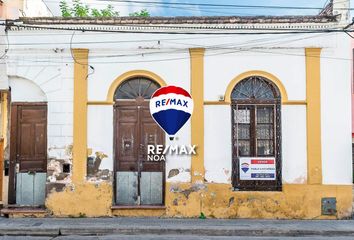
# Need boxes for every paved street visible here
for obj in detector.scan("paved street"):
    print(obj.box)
[1,236,354,240]
[0,217,353,239]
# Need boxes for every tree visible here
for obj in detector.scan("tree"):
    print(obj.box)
[59,0,149,18]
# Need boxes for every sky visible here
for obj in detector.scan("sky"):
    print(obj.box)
[43,0,352,17]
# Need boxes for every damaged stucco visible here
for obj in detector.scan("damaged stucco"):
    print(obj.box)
[87,151,113,183]
[165,183,352,219]
[46,182,113,217]
[46,144,73,193]
[47,182,352,219]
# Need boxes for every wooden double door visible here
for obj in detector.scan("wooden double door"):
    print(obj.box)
[114,98,165,206]
[9,103,47,206]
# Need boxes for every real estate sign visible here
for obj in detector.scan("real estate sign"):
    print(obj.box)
[239,157,276,180]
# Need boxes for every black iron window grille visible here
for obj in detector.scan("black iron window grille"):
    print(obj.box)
[231,76,282,191]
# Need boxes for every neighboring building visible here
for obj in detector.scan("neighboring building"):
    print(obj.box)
[0,0,352,219]
[0,0,52,19]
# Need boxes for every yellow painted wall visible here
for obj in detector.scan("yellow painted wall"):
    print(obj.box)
[1,92,8,203]
[45,182,352,219]
[72,49,89,184]
[165,183,352,219]
[46,183,113,217]
[190,48,205,184]
[305,48,323,185]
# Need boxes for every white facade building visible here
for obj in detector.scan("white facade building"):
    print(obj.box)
[0,0,352,218]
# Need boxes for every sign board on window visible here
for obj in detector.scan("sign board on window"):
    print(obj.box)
[239,157,276,180]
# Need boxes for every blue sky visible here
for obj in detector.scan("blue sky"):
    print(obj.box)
[44,0,351,17]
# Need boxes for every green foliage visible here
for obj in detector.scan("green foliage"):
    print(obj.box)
[129,9,150,17]
[100,5,120,17]
[199,212,206,219]
[72,0,90,17]
[59,1,149,18]
[59,1,72,17]
[90,8,102,17]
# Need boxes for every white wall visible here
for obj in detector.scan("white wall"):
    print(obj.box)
[282,105,307,184]
[87,105,113,171]
[204,49,306,102]
[22,0,52,17]
[9,77,47,102]
[321,34,353,185]
[7,53,73,161]
[87,51,191,102]
[204,105,232,183]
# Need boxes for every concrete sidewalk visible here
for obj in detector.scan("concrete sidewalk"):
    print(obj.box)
[0,217,353,237]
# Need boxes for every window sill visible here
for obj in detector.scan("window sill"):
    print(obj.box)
[111,205,166,210]
[232,186,282,192]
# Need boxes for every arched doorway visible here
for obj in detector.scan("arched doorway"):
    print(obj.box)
[8,77,48,206]
[113,77,165,206]
[231,76,282,191]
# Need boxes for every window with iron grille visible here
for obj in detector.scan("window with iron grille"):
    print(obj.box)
[231,76,282,191]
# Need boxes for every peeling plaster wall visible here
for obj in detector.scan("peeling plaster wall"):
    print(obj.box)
[46,182,113,217]
[7,52,74,195]
[165,183,352,219]
[87,105,113,172]
[87,50,192,183]
[87,106,113,182]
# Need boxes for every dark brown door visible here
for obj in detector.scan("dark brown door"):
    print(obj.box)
[114,98,165,205]
[9,103,47,204]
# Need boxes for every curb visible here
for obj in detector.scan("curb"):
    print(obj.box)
[1,227,354,237]
[0,228,59,236]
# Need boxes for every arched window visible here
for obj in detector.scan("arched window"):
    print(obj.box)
[114,77,160,100]
[231,76,282,191]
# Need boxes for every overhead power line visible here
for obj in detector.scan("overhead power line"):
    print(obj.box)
[3,32,349,65]
[0,31,335,46]
[6,47,353,66]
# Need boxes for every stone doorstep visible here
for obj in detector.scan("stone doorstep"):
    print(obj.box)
[111,206,167,217]
[1,208,49,218]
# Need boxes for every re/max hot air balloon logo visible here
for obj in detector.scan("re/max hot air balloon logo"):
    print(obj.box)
[241,163,250,173]
[147,85,197,161]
